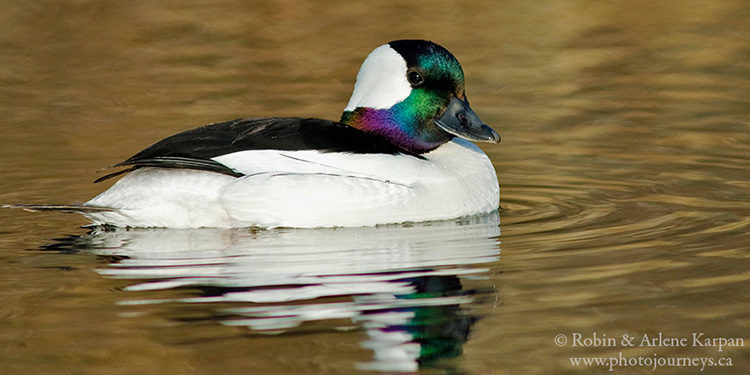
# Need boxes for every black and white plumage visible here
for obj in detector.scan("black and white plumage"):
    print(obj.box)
[19,40,501,228]
[95,117,416,183]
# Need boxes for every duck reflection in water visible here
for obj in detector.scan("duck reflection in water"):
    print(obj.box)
[44,212,501,372]
[355,275,486,372]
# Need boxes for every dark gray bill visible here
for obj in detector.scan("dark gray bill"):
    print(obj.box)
[434,96,500,143]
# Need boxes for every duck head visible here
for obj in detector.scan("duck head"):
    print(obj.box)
[340,39,500,154]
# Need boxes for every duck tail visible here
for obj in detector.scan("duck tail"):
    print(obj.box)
[3,204,115,214]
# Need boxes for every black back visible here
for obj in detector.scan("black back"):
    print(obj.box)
[96,117,412,182]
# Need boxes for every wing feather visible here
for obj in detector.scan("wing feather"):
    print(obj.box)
[95,117,409,183]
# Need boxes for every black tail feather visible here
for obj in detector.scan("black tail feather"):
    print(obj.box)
[3,204,114,213]
[93,156,243,183]
[94,167,138,183]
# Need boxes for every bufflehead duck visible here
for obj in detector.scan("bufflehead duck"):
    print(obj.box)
[18,40,501,228]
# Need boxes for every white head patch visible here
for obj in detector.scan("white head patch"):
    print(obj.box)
[343,44,412,112]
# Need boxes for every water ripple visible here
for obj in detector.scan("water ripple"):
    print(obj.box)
[44,213,501,373]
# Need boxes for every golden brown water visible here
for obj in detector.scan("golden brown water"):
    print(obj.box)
[1,1,748,374]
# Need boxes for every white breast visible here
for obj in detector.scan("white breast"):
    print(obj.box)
[84,139,499,228]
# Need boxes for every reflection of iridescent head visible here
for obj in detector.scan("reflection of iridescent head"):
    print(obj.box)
[356,275,482,372]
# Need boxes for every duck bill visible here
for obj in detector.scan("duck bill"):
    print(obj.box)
[434,96,500,143]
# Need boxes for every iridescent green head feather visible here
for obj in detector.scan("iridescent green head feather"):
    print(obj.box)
[341,40,498,154]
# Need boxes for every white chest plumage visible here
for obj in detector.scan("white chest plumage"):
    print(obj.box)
[84,139,499,228]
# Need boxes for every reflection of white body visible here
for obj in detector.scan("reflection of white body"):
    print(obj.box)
[85,139,498,228]
[89,213,500,372]
[94,212,500,293]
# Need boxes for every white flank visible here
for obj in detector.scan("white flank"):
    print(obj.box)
[343,44,412,112]
[83,139,499,228]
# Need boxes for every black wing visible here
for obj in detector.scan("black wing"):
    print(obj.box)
[96,117,408,183]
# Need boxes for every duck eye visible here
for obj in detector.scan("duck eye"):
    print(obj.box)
[407,70,424,87]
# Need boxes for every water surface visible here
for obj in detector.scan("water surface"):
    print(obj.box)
[1,0,748,374]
